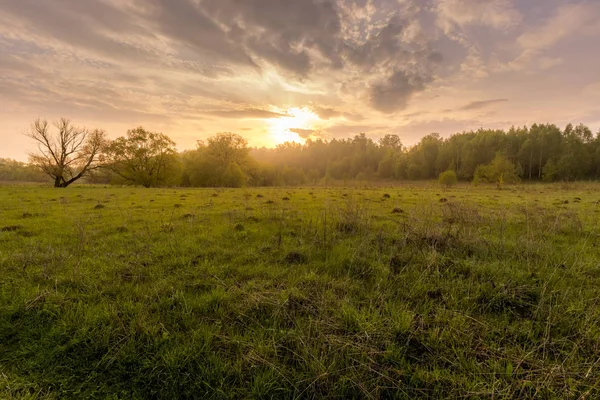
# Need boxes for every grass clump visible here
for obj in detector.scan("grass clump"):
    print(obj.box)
[1,225,22,232]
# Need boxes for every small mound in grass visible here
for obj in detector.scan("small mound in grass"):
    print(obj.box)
[18,231,35,238]
[383,193,391,198]
[284,251,308,265]
[390,253,412,275]
[427,288,444,301]
[392,208,404,214]
[1,225,22,232]
[439,198,448,203]
[94,204,105,210]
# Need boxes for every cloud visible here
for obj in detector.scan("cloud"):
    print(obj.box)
[289,128,317,139]
[369,70,430,113]
[311,106,363,121]
[0,0,446,124]
[403,111,430,119]
[324,124,387,138]
[143,0,258,69]
[312,107,342,120]
[436,0,522,31]
[206,109,289,119]
[505,2,600,71]
[200,0,343,75]
[459,99,508,111]
[0,0,157,65]
[584,82,600,96]
[517,3,599,50]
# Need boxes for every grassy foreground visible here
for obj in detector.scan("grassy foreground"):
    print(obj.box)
[1,183,599,399]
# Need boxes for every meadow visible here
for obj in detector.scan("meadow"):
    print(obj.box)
[1,183,599,399]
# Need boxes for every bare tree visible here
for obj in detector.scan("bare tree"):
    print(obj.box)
[25,118,106,188]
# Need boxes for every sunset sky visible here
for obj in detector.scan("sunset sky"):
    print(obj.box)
[1,0,599,160]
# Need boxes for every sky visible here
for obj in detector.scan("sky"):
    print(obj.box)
[1,0,599,160]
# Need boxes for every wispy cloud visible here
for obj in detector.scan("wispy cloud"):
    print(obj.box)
[459,99,509,111]
[436,0,522,32]
[206,109,289,119]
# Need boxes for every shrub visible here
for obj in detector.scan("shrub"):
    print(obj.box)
[439,170,458,189]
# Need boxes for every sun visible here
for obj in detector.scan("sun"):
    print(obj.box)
[269,107,320,145]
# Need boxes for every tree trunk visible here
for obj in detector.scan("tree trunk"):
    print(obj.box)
[528,149,532,180]
[54,176,62,188]
[538,146,543,179]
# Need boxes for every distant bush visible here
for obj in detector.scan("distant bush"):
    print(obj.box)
[439,170,458,189]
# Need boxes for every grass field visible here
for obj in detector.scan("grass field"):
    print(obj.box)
[1,183,600,399]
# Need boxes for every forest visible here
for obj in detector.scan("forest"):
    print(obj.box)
[7,120,600,187]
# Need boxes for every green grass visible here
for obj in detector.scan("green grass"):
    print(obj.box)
[1,182,599,399]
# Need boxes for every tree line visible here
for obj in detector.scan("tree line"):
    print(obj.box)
[13,118,600,188]
[0,158,47,183]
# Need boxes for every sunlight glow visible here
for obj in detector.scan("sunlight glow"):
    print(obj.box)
[268,107,320,145]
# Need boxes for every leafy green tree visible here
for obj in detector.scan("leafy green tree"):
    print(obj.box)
[282,166,306,186]
[221,162,246,187]
[307,168,321,184]
[473,154,521,189]
[106,127,179,187]
[406,163,422,180]
[377,150,396,179]
[207,133,250,167]
[554,124,591,181]
[181,133,251,187]
[420,133,442,179]
[542,158,559,182]
[379,134,403,152]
